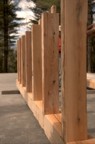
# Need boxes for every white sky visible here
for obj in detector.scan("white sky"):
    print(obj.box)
[15,0,35,37]
[18,0,35,10]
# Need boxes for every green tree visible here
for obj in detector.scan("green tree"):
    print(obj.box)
[32,0,60,12]
[87,0,95,72]
[87,0,93,72]
[29,0,60,24]
[8,48,17,72]
[0,0,22,72]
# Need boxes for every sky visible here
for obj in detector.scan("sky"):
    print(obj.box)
[13,0,36,37]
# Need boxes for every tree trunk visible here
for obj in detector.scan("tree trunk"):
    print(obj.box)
[3,0,9,72]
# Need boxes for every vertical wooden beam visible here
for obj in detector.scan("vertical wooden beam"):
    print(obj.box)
[17,40,19,82]
[38,20,41,25]
[19,38,21,84]
[61,0,88,142]
[20,36,23,85]
[23,35,26,87]
[50,5,56,13]
[25,31,32,92]
[32,25,42,100]
[42,12,59,114]
[21,35,26,87]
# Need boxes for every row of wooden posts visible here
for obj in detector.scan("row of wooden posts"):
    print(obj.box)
[17,1,95,144]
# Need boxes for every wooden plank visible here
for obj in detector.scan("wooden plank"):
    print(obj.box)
[25,31,32,92]
[21,35,26,87]
[32,25,42,100]
[16,80,95,144]
[54,113,62,124]
[67,139,95,144]
[21,36,23,85]
[19,38,21,84]
[16,80,44,128]
[34,101,44,128]
[44,115,63,144]
[16,81,64,144]
[17,40,19,81]
[50,5,56,13]
[87,73,95,89]
[87,79,95,89]
[41,12,59,114]
[38,20,41,25]
[61,0,88,142]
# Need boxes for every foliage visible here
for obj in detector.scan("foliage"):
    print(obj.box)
[32,0,60,12]
[30,0,60,24]
[8,49,17,72]
[0,0,22,72]
[87,0,95,72]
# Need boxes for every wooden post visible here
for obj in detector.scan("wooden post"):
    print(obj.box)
[32,25,42,100]
[42,12,59,114]
[19,38,21,84]
[61,0,88,142]
[21,35,26,87]
[38,20,41,25]
[20,36,23,85]
[25,31,32,92]
[17,40,19,82]
[50,5,56,13]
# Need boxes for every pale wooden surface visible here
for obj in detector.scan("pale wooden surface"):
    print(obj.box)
[17,40,19,81]
[16,80,64,144]
[61,0,88,142]
[21,36,23,86]
[21,36,26,87]
[32,25,42,100]
[50,5,56,13]
[87,73,95,89]
[67,138,95,144]
[87,73,95,80]
[25,31,32,92]
[41,12,59,114]
[19,38,21,84]
[17,78,95,144]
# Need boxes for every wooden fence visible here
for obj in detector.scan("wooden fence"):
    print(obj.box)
[16,1,95,144]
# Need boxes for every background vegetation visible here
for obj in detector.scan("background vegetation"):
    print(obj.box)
[0,0,95,73]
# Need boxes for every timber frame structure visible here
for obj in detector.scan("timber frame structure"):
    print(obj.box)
[16,1,95,144]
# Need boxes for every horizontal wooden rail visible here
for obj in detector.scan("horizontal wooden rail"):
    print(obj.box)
[67,139,95,144]
[87,73,95,89]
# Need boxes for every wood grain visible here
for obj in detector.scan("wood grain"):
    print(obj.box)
[32,25,42,100]
[61,0,88,142]
[25,31,32,92]
[42,12,59,114]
